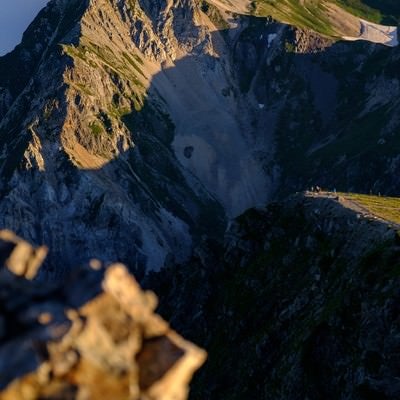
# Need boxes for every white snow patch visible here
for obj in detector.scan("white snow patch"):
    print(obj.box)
[267,33,278,47]
[343,19,399,47]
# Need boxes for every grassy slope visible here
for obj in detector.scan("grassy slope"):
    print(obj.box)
[335,0,399,23]
[252,0,400,38]
[340,193,400,225]
[253,0,338,37]
[333,0,381,22]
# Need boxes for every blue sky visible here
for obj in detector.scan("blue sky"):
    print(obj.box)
[0,0,49,56]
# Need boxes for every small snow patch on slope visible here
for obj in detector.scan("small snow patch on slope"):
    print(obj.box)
[343,20,398,47]
[267,33,278,47]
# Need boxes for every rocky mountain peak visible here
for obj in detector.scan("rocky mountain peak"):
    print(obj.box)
[0,0,400,276]
[1,1,400,399]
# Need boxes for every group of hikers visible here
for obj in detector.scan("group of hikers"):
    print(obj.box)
[310,186,322,193]
[309,186,338,195]
[309,187,382,197]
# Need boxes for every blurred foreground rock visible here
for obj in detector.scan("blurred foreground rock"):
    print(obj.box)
[0,231,206,400]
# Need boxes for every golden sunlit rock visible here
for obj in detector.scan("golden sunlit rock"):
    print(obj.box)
[0,232,206,400]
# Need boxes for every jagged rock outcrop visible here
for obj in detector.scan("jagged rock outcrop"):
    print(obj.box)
[1,1,400,399]
[0,231,206,400]
[0,0,272,274]
[0,0,400,275]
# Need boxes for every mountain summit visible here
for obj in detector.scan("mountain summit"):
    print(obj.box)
[0,0,399,273]
[1,1,400,399]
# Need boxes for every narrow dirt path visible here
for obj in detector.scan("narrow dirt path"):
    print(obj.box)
[305,191,400,230]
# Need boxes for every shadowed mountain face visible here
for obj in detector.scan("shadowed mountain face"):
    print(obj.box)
[147,193,400,400]
[0,0,400,274]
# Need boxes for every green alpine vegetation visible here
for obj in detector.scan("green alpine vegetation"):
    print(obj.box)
[339,193,400,225]
[334,0,400,23]
[251,0,400,39]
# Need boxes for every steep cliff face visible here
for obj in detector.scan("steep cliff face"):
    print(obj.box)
[0,0,400,274]
[0,0,286,274]
[0,0,226,274]
[269,39,400,196]
[1,1,400,398]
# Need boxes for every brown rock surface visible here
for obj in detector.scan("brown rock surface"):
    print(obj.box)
[0,233,206,400]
